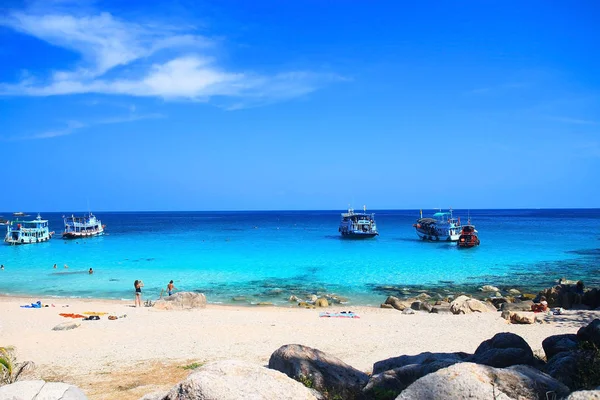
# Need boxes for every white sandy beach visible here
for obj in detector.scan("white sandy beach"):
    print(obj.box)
[1,295,598,399]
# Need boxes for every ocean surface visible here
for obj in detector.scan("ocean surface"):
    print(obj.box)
[0,209,599,306]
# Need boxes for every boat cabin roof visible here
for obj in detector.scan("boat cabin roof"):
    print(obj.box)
[433,212,451,217]
[341,212,373,218]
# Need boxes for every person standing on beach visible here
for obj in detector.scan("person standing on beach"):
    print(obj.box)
[134,280,144,307]
[166,280,178,296]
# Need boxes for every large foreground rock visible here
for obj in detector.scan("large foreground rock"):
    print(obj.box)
[156,360,317,400]
[268,344,368,399]
[153,292,206,310]
[372,352,471,375]
[543,351,580,390]
[471,332,535,367]
[0,380,87,400]
[449,295,492,314]
[567,390,600,399]
[542,334,579,359]
[577,318,600,347]
[366,352,470,399]
[396,362,569,400]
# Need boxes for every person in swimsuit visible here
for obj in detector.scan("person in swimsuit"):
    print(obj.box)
[89,268,94,274]
[134,280,144,307]
[166,280,178,296]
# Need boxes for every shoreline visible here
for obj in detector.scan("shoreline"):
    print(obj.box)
[2,293,599,399]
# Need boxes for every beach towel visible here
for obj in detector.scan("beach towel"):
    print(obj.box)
[319,311,360,318]
[59,313,85,319]
[83,312,108,316]
[20,301,42,309]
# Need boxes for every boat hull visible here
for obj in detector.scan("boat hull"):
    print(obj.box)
[457,235,480,248]
[340,231,379,239]
[4,233,53,245]
[62,230,104,239]
[416,229,460,241]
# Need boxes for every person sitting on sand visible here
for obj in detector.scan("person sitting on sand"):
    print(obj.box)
[89,268,93,274]
[531,296,549,312]
[167,280,178,296]
[134,280,144,307]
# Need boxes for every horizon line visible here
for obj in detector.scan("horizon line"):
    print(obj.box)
[1,207,599,214]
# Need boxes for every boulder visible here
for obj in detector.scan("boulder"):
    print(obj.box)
[577,319,600,347]
[396,362,569,400]
[268,344,368,399]
[450,295,492,314]
[583,288,600,309]
[501,300,534,312]
[508,289,521,295]
[430,305,452,314]
[410,301,433,313]
[471,332,535,367]
[159,360,317,400]
[402,308,415,315]
[567,390,600,399]
[52,321,81,331]
[380,303,394,309]
[372,352,471,375]
[363,360,458,399]
[543,350,580,389]
[153,292,207,310]
[314,298,329,307]
[490,297,510,309]
[289,295,300,302]
[384,296,412,311]
[538,284,584,309]
[0,380,87,400]
[510,312,537,324]
[542,334,579,360]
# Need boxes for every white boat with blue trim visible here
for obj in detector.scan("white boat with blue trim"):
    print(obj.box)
[339,206,379,239]
[62,213,105,239]
[4,214,54,245]
[413,209,462,241]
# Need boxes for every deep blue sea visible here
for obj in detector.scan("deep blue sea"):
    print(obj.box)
[0,209,599,306]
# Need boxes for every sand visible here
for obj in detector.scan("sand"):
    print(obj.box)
[0,295,598,399]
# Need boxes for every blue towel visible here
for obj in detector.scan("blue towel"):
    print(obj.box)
[20,301,42,309]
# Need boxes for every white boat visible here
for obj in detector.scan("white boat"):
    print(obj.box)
[338,206,379,239]
[4,214,54,245]
[413,209,462,241]
[62,213,105,239]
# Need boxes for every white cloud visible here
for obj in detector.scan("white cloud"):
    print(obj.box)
[3,113,164,141]
[0,9,341,106]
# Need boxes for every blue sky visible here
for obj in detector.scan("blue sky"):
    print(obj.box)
[1,0,599,211]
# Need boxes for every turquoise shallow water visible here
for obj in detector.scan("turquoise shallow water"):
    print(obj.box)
[0,209,599,306]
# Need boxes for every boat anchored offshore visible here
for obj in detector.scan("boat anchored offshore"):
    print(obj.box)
[457,224,480,248]
[413,209,462,241]
[339,206,379,238]
[4,214,54,245]
[62,213,105,239]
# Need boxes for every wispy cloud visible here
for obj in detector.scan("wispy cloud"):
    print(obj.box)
[0,7,341,107]
[466,82,529,95]
[2,113,165,141]
[547,116,598,125]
